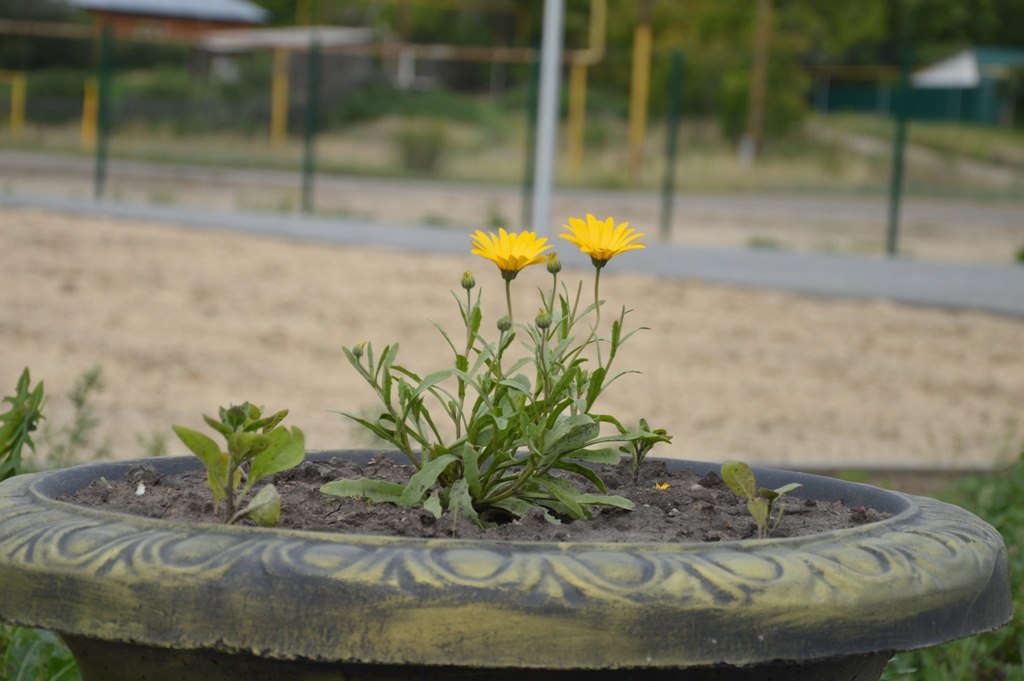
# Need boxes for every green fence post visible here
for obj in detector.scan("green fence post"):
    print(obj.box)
[660,50,683,241]
[301,38,321,214]
[886,50,911,257]
[94,25,112,200]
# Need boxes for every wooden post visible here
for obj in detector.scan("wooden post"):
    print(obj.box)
[740,0,772,166]
[81,77,98,151]
[270,47,289,147]
[9,72,25,136]
[627,0,653,183]
[566,61,587,178]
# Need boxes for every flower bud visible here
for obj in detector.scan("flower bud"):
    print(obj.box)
[352,341,366,359]
[535,309,552,330]
[497,316,512,333]
[461,271,476,290]
[546,253,561,275]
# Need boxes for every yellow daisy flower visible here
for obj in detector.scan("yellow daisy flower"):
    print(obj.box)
[470,228,552,281]
[560,214,645,267]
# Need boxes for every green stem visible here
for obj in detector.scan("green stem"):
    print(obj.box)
[547,271,558,316]
[224,460,238,523]
[480,459,536,505]
[593,265,603,366]
[505,278,514,323]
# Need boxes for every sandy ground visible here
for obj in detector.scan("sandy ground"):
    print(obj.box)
[2,205,1023,470]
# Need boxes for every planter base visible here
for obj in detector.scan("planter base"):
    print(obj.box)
[63,635,892,681]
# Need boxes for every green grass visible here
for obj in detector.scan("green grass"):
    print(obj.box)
[4,86,1023,199]
[881,452,1024,681]
[821,112,1024,168]
[0,626,79,681]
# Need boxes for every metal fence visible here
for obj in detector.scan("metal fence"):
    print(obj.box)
[1,26,1022,265]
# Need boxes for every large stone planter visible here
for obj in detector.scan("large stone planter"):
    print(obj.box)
[0,451,1011,680]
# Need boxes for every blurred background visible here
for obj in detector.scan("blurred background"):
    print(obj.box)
[3,4,1024,678]
[0,0,1022,262]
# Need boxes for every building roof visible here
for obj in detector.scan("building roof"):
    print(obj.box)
[66,0,268,24]
[913,47,1024,89]
[199,27,376,53]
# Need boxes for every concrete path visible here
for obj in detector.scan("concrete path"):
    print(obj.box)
[4,191,1023,317]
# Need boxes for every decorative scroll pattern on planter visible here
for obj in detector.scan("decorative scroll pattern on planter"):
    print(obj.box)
[0,462,1010,670]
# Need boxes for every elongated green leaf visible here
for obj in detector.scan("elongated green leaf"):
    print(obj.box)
[412,370,451,399]
[458,444,483,498]
[489,497,533,519]
[550,460,607,492]
[232,484,281,527]
[774,482,802,496]
[198,452,231,503]
[748,497,769,532]
[251,408,288,433]
[469,304,483,335]
[248,426,305,487]
[400,454,458,507]
[173,425,223,473]
[564,447,623,465]
[342,345,373,381]
[576,493,635,511]
[332,410,400,446]
[535,476,587,519]
[228,431,270,462]
[378,343,400,377]
[721,460,758,501]
[448,478,480,525]
[545,414,599,459]
[499,377,531,394]
[433,320,460,356]
[423,490,443,518]
[585,366,607,408]
[320,478,405,503]
[202,413,234,439]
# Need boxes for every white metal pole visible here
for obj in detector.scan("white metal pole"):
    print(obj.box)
[531,0,565,235]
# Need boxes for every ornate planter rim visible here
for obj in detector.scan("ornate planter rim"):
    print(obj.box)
[0,451,1011,670]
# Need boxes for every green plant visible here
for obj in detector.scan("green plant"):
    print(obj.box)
[173,403,304,526]
[325,215,670,525]
[0,624,79,681]
[721,460,802,538]
[0,369,45,481]
[882,448,1024,680]
[395,119,447,173]
[137,431,169,458]
[627,418,669,484]
[42,366,110,469]
[0,371,80,680]
[485,201,508,230]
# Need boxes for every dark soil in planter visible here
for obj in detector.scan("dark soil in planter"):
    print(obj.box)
[62,455,889,543]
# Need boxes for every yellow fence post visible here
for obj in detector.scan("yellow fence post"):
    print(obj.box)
[270,47,289,147]
[81,77,98,152]
[10,72,25,136]
[0,70,27,137]
[627,20,652,183]
[566,61,587,178]
[565,0,606,179]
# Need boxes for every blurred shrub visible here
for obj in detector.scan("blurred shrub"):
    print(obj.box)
[24,69,90,124]
[395,119,447,173]
[329,83,491,127]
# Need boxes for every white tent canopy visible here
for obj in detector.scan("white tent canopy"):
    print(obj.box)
[912,50,980,89]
